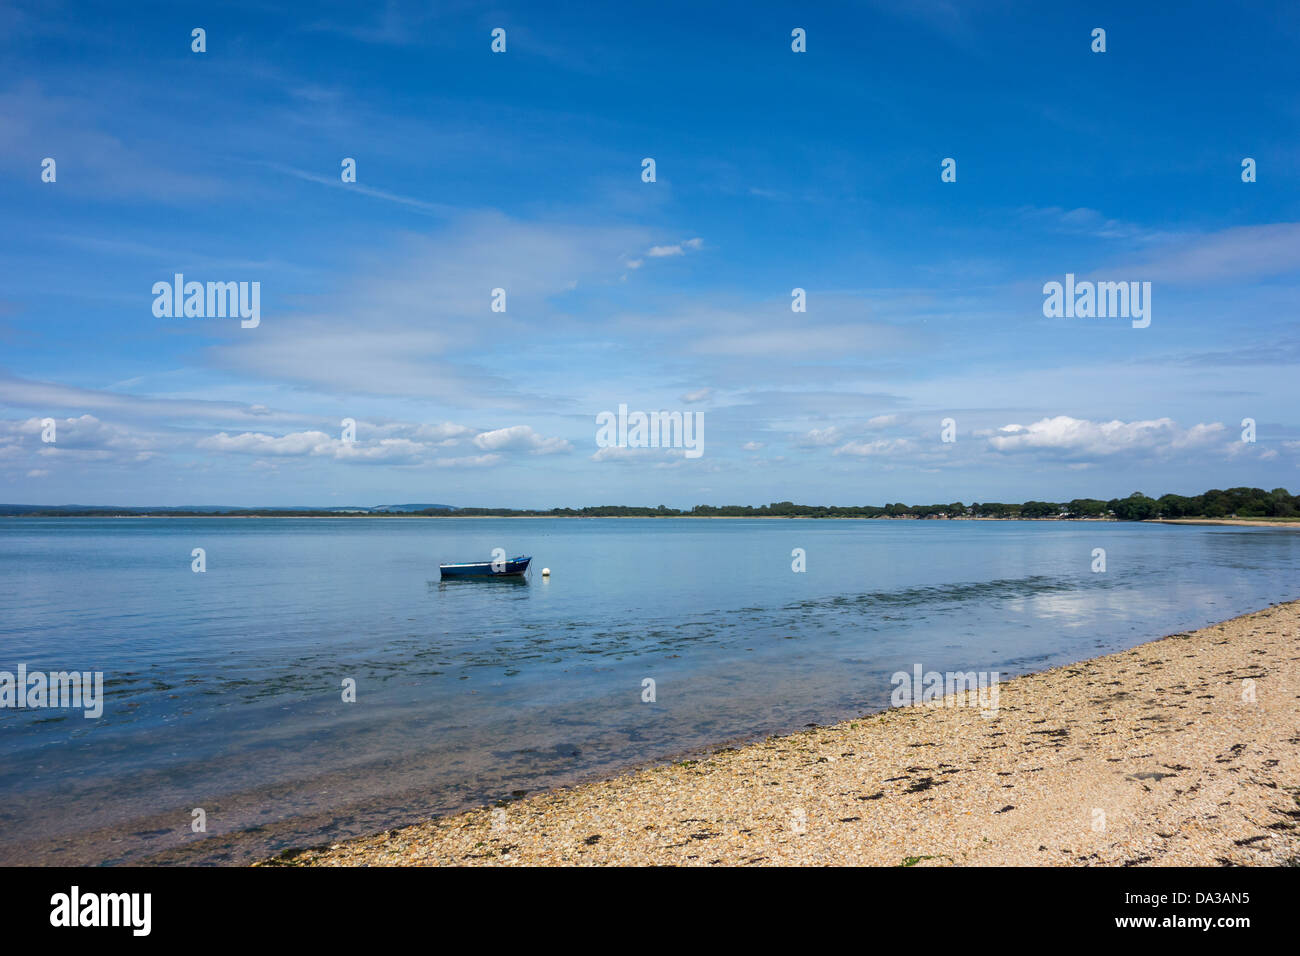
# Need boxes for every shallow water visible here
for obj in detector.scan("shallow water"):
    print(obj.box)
[1,517,1297,864]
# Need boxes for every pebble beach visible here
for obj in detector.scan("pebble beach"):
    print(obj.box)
[267,600,1300,867]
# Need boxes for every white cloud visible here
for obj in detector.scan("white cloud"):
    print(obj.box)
[199,430,336,457]
[1125,223,1300,283]
[209,212,647,407]
[988,416,1226,458]
[372,421,474,443]
[590,445,687,463]
[335,438,427,462]
[834,438,916,457]
[201,429,426,463]
[260,161,453,215]
[0,373,313,429]
[646,237,703,258]
[433,454,502,468]
[472,425,572,455]
[2,414,156,453]
[799,426,843,447]
[626,237,703,269]
[0,87,226,201]
[196,422,570,465]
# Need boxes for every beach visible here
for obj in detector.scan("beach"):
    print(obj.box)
[272,599,1300,867]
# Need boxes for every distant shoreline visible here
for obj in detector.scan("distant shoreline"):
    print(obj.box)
[7,487,1298,522]
[6,513,1300,525]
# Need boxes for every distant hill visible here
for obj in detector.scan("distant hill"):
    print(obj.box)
[368,504,456,512]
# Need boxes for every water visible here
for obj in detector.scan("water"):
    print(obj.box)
[1,517,1297,865]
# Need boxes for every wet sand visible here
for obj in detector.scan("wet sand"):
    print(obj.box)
[268,600,1300,867]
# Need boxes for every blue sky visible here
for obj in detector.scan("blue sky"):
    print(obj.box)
[2,0,1298,507]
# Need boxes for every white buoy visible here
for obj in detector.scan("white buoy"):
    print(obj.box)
[542,567,551,576]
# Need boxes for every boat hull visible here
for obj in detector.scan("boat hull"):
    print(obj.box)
[439,556,532,578]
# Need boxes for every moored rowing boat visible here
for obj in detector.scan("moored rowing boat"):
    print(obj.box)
[438,555,532,578]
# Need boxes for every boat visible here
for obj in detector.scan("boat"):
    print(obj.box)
[438,555,532,578]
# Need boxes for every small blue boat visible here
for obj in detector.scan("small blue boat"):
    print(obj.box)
[439,555,532,578]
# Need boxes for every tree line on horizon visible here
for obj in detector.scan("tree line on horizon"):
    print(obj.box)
[452,486,1298,520]
[7,487,1298,520]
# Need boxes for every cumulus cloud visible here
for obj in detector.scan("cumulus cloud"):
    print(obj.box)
[0,410,575,481]
[472,425,572,455]
[196,422,570,466]
[0,415,159,467]
[411,422,475,442]
[365,421,474,445]
[834,438,916,457]
[433,454,502,468]
[10,414,154,450]
[590,445,688,463]
[646,237,703,258]
[798,426,843,447]
[335,438,427,462]
[988,416,1226,459]
[198,430,336,456]
[198,430,427,464]
[626,237,703,269]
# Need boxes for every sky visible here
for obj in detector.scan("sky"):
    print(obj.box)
[1,0,1298,508]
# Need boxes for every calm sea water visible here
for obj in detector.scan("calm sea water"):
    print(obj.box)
[1,517,1297,865]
